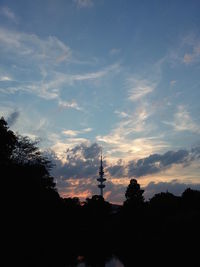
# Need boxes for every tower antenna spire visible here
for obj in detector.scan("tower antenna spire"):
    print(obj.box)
[97,147,106,198]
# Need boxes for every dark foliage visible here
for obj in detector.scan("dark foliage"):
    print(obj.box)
[0,116,17,162]
[84,195,111,217]
[123,178,144,210]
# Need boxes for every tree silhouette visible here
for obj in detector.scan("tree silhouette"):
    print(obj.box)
[1,116,60,230]
[182,188,200,210]
[123,179,144,208]
[64,197,81,208]
[0,117,64,265]
[84,195,111,217]
[1,117,56,193]
[0,117,17,163]
[149,191,180,215]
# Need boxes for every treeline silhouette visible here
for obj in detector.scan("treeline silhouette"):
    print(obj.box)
[1,117,200,266]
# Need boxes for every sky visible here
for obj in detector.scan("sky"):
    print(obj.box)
[1,0,200,203]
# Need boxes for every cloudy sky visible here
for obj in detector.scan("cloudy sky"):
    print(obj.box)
[1,0,200,203]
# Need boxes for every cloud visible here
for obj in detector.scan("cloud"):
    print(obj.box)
[191,146,200,160]
[46,142,114,201]
[50,142,102,179]
[0,27,72,63]
[108,146,200,179]
[62,127,92,137]
[97,134,168,162]
[0,6,18,23]
[56,174,128,204]
[170,80,176,86]
[107,160,126,178]
[49,136,200,186]
[58,177,200,203]
[97,102,166,160]
[183,40,200,64]
[58,100,81,110]
[70,63,120,81]
[109,48,121,56]
[58,178,97,199]
[102,181,127,204]
[127,149,190,177]
[7,110,20,126]
[114,110,129,118]
[1,63,119,101]
[74,0,93,8]
[164,105,200,133]
[127,78,155,102]
[183,53,193,64]
[144,180,200,200]
[95,68,163,161]
[83,128,92,133]
[0,75,12,81]
[50,137,90,161]
[0,27,120,110]
[170,34,200,65]
[45,142,200,203]
[62,130,80,137]
[0,27,73,102]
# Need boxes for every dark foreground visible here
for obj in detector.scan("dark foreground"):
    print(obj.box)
[1,117,200,266]
[3,192,200,267]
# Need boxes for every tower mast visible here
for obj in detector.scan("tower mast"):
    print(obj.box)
[97,150,106,197]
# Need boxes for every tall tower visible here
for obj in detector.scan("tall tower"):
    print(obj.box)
[97,151,106,197]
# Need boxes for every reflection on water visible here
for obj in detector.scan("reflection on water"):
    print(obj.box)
[77,256,124,267]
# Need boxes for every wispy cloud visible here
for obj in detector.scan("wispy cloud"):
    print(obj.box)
[0,6,18,23]
[0,27,72,64]
[83,128,92,132]
[169,34,200,65]
[182,37,200,64]
[58,100,81,110]
[0,75,12,81]
[164,105,200,133]
[170,80,176,86]
[109,48,121,56]
[183,53,194,64]
[0,62,119,102]
[114,110,129,118]
[71,63,120,81]
[95,62,164,161]
[22,63,119,100]
[97,126,168,161]
[102,135,168,161]
[96,101,164,160]
[0,27,120,109]
[127,78,156,102]
[74,0,93,8]
[62,130,80,137]
[62,127,92,137]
